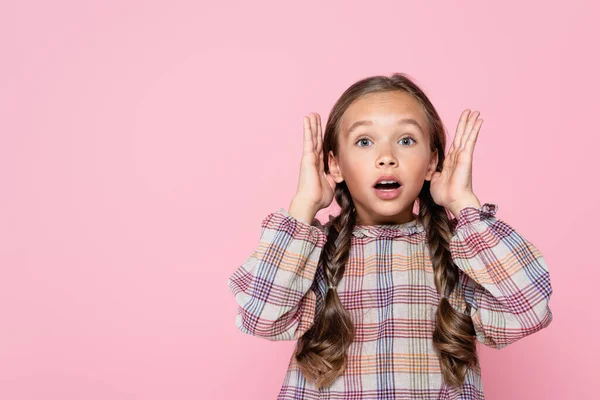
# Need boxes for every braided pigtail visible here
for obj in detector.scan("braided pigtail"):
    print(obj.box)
[294,182,356,389]
[418,181,478,387]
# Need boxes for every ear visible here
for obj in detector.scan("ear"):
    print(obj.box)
[424,149,438,181]
[328,151,345,183]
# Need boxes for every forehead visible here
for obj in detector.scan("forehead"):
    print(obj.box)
[340,91,427,135]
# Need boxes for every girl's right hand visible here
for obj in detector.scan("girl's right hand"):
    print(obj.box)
[294,112,336,213]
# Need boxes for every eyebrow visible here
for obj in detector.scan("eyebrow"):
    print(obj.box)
[346,118,424,136]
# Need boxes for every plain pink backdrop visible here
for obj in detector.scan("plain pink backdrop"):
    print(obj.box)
[1,1,597,399]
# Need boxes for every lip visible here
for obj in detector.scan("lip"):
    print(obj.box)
[373,175,401,186]
[373,185,403,200]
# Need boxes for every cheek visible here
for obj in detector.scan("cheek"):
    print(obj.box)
[404,153,432,175]
[341,157,368,182]
[337,163,368,196]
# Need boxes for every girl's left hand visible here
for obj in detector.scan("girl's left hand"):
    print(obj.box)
[429,109,483,216]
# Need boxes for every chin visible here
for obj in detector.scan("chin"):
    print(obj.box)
[373,203,405,216]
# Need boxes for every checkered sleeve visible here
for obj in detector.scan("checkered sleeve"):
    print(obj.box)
[449,203,553,349]
[227,208,329,341]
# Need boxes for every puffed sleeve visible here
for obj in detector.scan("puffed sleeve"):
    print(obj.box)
[227,208,330,341]
[449,203,553,349]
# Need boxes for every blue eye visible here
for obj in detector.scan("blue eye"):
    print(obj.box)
[399,137,417,146]
[355,137,417,147]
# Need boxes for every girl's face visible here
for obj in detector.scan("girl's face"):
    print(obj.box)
[328,91,439,225]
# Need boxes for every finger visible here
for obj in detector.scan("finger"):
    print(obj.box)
[464,119,483,153]
[450,111,468,168]
[315,113,323,154]
[316,115,325,172]
[446,141,455,165]
[318,148,325,173]
[303,116,314,156]
[460,111,480,150]
[309,113,318,150]
[325,172,336,190]
[318,137,325,173]
[453,109,470,152]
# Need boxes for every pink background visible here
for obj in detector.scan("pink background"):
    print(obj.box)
[1,1,597,399]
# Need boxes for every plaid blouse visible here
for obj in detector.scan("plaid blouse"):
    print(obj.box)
[227,203,553,399]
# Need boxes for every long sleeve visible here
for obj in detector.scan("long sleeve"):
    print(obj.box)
[449,203,553,349]
[227,208,329,341]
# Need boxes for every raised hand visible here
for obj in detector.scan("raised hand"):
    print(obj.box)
[293,112,336,213]
[429,109,483,216]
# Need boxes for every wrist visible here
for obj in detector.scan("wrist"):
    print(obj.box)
[288,196,319,225]
[447,196,481,219]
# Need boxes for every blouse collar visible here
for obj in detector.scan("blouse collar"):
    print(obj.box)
[352,216,425,238]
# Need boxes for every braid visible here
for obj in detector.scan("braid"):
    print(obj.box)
[418,181,478,387]
[294,182,356,389]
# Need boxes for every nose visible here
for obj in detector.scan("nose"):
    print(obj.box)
[378,157,396,166]
[376,151,397,166]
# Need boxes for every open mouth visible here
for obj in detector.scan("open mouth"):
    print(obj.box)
[374,182,401,190]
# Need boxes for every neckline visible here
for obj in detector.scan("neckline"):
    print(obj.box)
[352,216,425,238]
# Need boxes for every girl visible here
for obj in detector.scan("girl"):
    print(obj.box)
[227,73,553,399]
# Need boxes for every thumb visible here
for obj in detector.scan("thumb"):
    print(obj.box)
[430,171,442,183]
[324,173,337,190]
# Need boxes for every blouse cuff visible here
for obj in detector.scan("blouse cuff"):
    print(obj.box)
[454,203,498,230]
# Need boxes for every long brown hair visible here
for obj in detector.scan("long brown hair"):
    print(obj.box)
[293,73,477,388]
